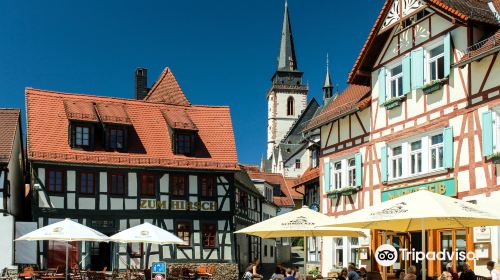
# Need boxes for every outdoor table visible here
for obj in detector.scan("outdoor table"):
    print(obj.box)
[41,276,66,280]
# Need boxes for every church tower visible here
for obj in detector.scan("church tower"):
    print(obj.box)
[267,1,308,159]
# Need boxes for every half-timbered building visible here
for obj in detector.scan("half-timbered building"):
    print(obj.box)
[25,67,239,271]
[306,0,500,277]
[0,109,27,269]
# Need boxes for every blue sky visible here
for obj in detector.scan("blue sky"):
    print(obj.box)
[0,1,382,165]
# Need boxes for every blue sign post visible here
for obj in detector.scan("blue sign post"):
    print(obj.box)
[151,262,167,280]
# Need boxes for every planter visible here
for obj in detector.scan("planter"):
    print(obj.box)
[489,153,500,164]
[327,186,361,199]
[382,96,405,110]
[422,78,448,95]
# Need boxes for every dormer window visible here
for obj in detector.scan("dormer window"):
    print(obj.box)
[174,131,195,155]
[107,126,127,150]
[70,123,94,149]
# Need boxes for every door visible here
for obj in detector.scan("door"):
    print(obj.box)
[90,242,111,271]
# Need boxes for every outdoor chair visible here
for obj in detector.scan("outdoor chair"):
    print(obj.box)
[86,271,98,280]
[0,268,17,280]
[111,269,125,280]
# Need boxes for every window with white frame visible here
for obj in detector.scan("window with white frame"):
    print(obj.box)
[427,45,445,81]
[348,158,356,187]
[410,140,422,175]
[390,146,403,179]
[430,133,444,170]
[333,161,342,189]
[495,111,500,152]
[388,64,403,98]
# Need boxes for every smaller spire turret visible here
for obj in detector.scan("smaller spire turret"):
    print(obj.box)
[323,53,334,100]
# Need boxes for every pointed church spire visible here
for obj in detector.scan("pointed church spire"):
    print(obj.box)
[277,0,298,71]
[323,53,333,100]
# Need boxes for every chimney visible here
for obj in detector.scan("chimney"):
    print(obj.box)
[135,68,148,100]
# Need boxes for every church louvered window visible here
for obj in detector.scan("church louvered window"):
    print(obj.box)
[287,97,294,116]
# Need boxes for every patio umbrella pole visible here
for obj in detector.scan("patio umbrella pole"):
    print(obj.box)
[382,231,387,280]
[303,236,307,275]
[421,220,426,280]
[65,241,69,280]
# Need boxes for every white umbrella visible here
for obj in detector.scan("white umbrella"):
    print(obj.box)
[322,189,500,280]
[235,206,366,272]
[108,222,184,268]
[16,218,109,280]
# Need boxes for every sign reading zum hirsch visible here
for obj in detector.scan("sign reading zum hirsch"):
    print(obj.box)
[381,178,457,201]
[140,199,217,211]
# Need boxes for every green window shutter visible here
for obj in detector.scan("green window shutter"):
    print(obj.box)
[444,32,451,77]
[355,153,362,187]
[378,67,386,105]
[411,48,424,90]
[403,54,411,95]
[443,126,454,169]
[381,146,388,183]
[482,111,494,157]
[323,159,330,193]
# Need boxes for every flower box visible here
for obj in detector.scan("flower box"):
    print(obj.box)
[488,153,500,164]
[422,78,448,95]
[327,186,361,199]
[382,96,405,110]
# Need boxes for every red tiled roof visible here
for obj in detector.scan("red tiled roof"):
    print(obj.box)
[285,178,303,199]
[0,109,20,164]
[245,169,295,207]
[95,103,132,125]
[348,0,500,85]
[63,100,99,122]
[26,88,238,170]
[293,167,320,188]
[305,85,371,131]
[162,107,198,131]
[144,67,190,106]
[458,29,500,64]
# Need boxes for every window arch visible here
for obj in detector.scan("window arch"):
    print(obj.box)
[287,96,294,116]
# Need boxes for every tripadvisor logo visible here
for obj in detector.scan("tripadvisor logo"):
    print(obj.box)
[375,244,476,267]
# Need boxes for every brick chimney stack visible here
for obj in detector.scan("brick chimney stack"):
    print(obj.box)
[135,68,148,100]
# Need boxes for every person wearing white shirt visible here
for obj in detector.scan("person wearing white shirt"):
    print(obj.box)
[487,261,500,280]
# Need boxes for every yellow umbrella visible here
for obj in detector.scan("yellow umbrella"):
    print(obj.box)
[235,205,366,273]
[322,189,500,280]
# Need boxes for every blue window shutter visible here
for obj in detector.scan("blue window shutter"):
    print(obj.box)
[403,54,411,95]
[381,146,388,183]
[378,67,386,105]
[482,111,494,157]
[323,160,330,193]
[443,126,454,169]
[444,32,451,77]
[355,153,362,187]
[411,48,424,90]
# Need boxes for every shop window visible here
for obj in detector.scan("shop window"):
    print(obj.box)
[176,222,192,247]
[199,175,216,198]
[78,171,96,194]
[438,229,467,274]
[140,174,156,196]
[108,173,125,195]
[46,170,65,193]
[171,174,187,197]
[128,243,143,258]
[48,241,78,268]
[202,223,217,248]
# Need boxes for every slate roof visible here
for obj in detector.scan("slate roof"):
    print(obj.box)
[26,88,238,170]
[349,0,500,85]
[305,85,371,131]
[143,67,190,106]
[0,109,21,165]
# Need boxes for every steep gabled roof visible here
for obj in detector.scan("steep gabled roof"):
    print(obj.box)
[143,67,190,106]
[26,88,238,170]
[349,0,500,85]
[277,1,299,71]
[0,109,21,165]
[305,85,371,131]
